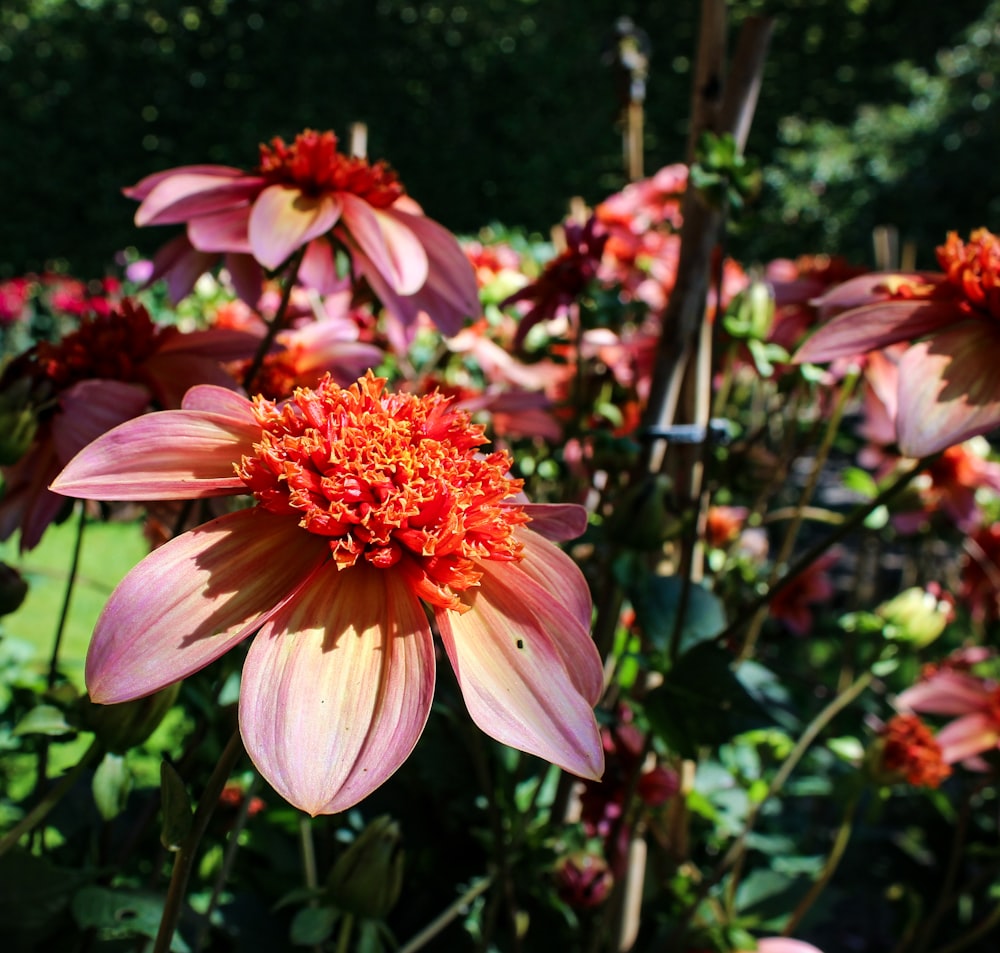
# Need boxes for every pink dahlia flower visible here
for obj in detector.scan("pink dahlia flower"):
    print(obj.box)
[52,372,604,814]
[124,129,481,345]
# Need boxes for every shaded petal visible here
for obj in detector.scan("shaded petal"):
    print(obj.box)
[896,671,991,716]
[240,562,435,815]
[248,186,341,270]
[437,560,604,779]
[794,300,963,364]
[298,238,346,295]
[935,712,1000,764]
[51,406,259,500]
[187,206,253,254]
[136,172,265,227]
[516,502,589,542]
[87,510,327,703]
[896,321,1000,456]
[225,252,265,306]
[52,380,151,462]
[0,437,66,552]
[340,195,428,296]
[146,234,218,304]
[809,272,941,319]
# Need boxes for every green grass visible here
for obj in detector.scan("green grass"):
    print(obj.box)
[0,511,151,688]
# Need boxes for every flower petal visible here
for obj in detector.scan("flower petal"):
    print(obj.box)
[935,712,1000,764]
[51,380,151,463]
[340,195,428,296]
[187,205,254,254]
[896,321,1000,456]
[124,164,245,201]
[135,172,265,227]
[145,234,218,304]
[515,527,593,634]
[794,300,962,364]
[896,671,991,716]
[181,384,257,419]
[516,502,589,542]
[248,186,342,270]
[239,561,435,815]
[51,406,259,500]
[86,509,327,703]
[436,560,604,779]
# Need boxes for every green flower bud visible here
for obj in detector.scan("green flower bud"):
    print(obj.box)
[326,815,403,921]
[877,585,954,649]
[77,682,181,753]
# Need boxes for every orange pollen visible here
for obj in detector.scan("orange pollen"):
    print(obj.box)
[257,129,405,208]
[881,714,951,788]
[936,228,1000,320]
[32,299,173,391]
[236,372,529,610]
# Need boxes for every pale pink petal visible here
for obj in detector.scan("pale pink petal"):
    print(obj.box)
[248,186,342,270]
[516,502,589,542]
[515,527,593,635]
[340,195,428,296]
[135,172,265,227]
[51,407,259,500]
[794,300,962,365]
[187,206,254,254]
[123,164,245,201]
[86,510,327,703]
[181,385,256,420]
[240,562,435,815]
[935,712,1000,764]
[52,380,151,462]
[753,940,826,953]
[145,234,218,304]
[298,238,343,295]
[896,321,1000,456]
[436,561,604,778]
[896,671,992,716]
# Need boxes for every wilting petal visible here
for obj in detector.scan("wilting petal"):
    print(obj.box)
[437,560,604,779]
[86,510,327,703]
[51,380,151,462]
[795,300,962,364]
[135,172,265,227]
[896,671,990,716]
[340,195,428,296]
[51,407,260,500]
[0,439,66,552]
[515,527,593,635]
[187,205,254,254]
[896,321,1000,456]
[935,712,1000,764]
[240,562,435,815]
[248,186,342,270]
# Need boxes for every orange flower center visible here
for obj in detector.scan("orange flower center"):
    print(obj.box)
[257,130,405,209]
[237,372,529,610]
[936,228,1000,320]
[881,714,951,788]
[31,300,173,392]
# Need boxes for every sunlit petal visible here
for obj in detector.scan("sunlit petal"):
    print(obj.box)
[340,194,428,296]
[248,186,342,270]
[240,562,435,815]
[935,712,999,764]
[86,510,326,703]
[135,172,265,227]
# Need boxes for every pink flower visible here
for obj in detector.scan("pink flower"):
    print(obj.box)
[767,552,838,636]
[740,941,825,953]
[51,372,604,815]
[124,129,480,346]
[0,299,256,550]
[795,228,1000,456]
[896,668,1000,764]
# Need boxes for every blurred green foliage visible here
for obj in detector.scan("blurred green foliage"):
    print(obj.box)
[0,0,996,277]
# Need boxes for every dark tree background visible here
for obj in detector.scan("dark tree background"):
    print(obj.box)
[0,0,996,277]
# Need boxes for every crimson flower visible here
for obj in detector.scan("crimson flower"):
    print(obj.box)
[125,129,480,345]
[795,228,1000,456]
[51,372,604,814]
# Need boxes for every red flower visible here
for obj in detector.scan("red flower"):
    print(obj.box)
[877,713,951,788]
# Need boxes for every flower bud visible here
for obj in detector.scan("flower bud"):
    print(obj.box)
[0,562,28,616]
[326,815,403,921]
[877,585,953,649]
[554,852,613,909]
[77,682,181,753]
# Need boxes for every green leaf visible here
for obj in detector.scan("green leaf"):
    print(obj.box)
[0,849,90,942]
[626,570,727,657]
[71,885,190,952]
[159,760,192,851]
[13,704,74,737]
[841,466,879,498]
[290,905,340,946]
[643,643,770,759]
[92,752,132,821]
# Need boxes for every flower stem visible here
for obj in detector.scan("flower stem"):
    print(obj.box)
[47,501,86,689]
[397,875,493,953]
[152,729,244,953]
[0,737,102,856]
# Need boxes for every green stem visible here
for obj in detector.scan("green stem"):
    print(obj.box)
[47,501,86,688]
[0,738,102,856]
[152,729,244,953]
[397,876,494,953]
[334,913,354,953]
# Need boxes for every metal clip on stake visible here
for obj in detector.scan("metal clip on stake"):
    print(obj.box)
[639,419,736,446]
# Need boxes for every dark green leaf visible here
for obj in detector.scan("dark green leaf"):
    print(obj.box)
[290,905,340,946]
[159,760,192,851]
[71,885,190,952]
